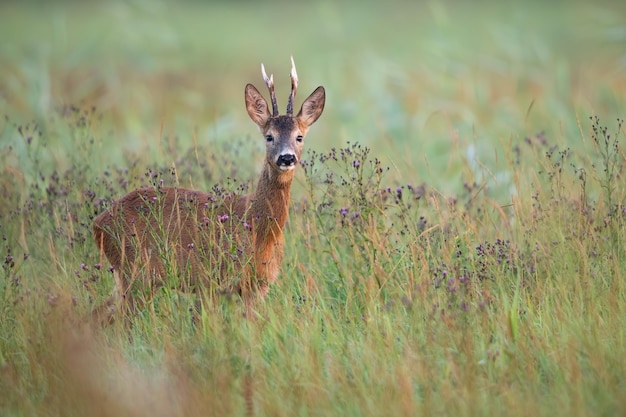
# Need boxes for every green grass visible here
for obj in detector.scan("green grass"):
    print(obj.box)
[1,1,626,416]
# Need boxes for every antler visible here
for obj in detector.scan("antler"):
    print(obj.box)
[286,56,298,115]
[261,63,279,117]
[261,57,298,116]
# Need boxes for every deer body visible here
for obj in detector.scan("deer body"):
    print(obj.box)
[92,58,325,322]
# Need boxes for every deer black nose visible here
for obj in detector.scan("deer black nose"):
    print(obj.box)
[277,154,297,167]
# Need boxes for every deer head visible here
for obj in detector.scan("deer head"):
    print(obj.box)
[244,56,325,175]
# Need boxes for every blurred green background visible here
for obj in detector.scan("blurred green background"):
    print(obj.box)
[1,0,625,194]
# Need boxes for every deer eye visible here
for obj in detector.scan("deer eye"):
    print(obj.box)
[296,135,303,142]
[265,135,274,142]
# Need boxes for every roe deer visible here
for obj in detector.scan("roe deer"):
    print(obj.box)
[92,57,325,324]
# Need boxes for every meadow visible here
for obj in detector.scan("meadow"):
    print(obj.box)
[1,1,626,416]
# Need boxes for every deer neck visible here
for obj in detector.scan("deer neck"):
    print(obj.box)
[250,164,293,240]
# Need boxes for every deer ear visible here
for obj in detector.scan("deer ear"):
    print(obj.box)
[245,84,271,127]
[297,86,325,128]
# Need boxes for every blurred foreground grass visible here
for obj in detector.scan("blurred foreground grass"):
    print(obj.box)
[1,1,626,416]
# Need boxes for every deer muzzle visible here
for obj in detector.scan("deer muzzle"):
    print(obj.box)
[276,153,297,170]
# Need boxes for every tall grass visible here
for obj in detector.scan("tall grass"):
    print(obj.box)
[1,1,626,416]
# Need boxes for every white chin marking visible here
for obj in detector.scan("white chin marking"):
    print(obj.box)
[279,165,296,171]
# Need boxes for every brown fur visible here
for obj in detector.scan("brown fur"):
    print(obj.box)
[92,71,325,324]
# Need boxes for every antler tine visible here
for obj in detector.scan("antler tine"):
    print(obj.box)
[261,63,279,116]
[286,55,299,115]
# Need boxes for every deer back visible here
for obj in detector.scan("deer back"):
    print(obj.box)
[93,186,253,292]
